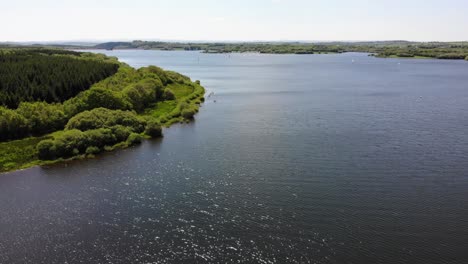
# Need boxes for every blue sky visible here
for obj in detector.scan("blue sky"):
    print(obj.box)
[2,0,467,42]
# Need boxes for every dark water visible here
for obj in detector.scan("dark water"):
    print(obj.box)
[1,51,468,264]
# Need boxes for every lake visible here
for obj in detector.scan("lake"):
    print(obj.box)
[1,51,467,264]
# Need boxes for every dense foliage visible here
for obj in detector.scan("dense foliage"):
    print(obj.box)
[0,49,119,108]
[36,108,161,160]
[65,108,146,132]
[36,127,139,160]
[144,120,162,137]
[0,48,205,170]
[0,102,66,140]
[93,40,468,59]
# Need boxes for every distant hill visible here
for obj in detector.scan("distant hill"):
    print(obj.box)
[93,42,135,50]
[87,40,468,60]
[3,40,468,60]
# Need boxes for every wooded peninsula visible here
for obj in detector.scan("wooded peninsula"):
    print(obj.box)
[0,48,205,173]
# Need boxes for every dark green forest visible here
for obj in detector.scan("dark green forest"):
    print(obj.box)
[0,49,119,108]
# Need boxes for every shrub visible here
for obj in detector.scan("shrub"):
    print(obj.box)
[83,128,116,148]
[66,108,146,132]
[165,71,190,84]
[37,139,55,160]
[141,66,168,85]
[159,116,168,123]
[104,145,114,152]
[53,129,86,157]
[123,81,157,112]
[111,125,132,142]
[63,87,132,116]
[85,146,100,155]
[163,89,175,100]
[127,133,143,145]
[0,106,29,140]
[17,102,67,135]
[145,120,162,138]
[36,127,125,160]
[181,108,196,119]
[179,102,188,110]
[72,148,80,156]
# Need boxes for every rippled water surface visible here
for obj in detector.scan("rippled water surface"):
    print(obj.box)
[1,51,468,264]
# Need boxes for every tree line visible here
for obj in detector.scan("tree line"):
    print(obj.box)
[0,49,119,108]
[91,41,468,59]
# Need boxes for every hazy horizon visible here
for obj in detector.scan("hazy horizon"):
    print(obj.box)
[2,0,468,42]
[3,39,468,44]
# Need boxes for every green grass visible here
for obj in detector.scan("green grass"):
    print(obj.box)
[144,100,177,119]
[141,82,204,126]
[168,83,194,98]
[0,136,51,173]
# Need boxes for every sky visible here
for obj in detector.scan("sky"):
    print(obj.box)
[1,0,468,42]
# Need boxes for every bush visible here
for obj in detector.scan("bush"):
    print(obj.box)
[159,116,168,123]
[127,133,143,145]
[83,128,116,148]
[140,66,168,85]
[163,89,175,100]
[37,139,55,160]
[17,102,67,135]
[66,108,146,132]
[123,80,158,112]
[111,125,132,142]
[165,71,190,84]
[53,129,86,157]
[85,146,100,155]
[181,108,196,119]
[36,127,122,160]
[64,87,132,116]
[0,106,29,140]
[145,120,162,138]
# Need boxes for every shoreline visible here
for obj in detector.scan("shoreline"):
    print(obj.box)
[85,48,468,61]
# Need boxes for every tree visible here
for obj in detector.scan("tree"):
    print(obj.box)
[0,106,28,140]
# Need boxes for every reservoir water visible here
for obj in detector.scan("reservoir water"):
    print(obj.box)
[1,51,468,263]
